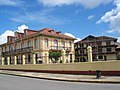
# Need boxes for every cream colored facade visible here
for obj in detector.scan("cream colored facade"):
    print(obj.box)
[0,28,75,65]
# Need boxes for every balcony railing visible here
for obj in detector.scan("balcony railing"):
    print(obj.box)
[92,50,117,54]
[1,47,33,56]
[50,46,71,51]
[15,47,33,53]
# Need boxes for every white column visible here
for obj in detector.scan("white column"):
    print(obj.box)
[46,52,49,64]
[62,49,66,63]
[87,46,93,62]
[72,53,75,63]
[22,55,25,65]
[14,56,17,65]
[2,57,4,65]
[33,54,36,64]
[7,57,10,65]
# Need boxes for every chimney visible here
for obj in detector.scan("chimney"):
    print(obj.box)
[14,31,18,38]
[24,29,28,36]
[56,31,61,34]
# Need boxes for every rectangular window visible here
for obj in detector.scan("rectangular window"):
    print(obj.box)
[69,42,72,47]
[111,41,114,45]
[111,47,115,52]
[2,47,3,52]
[107,48,111,52]
[102,41,106,46]
[5,47,7,52]
[68,41,72,50]
[102,48,106,53]
[11,46,13,51]
[8,46,13,51]
[98,48,102,53]
[61,41,65,49]
[77,44,80,48]
[21,42,24,48]
[27,40,31,47]
[90,42,97,47]
[84,50,87,54]
[97,42,102,46]
[80,43,84,48]
[54,40,58,49]
[34,39,38,49]
[9,46,11,51]
[106,41,111,45]
[45,39,48,48]
[93,49,98,54]
[14,44,17,50]
[80,50,84,54]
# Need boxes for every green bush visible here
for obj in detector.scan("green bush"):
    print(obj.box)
[49,51,62,63]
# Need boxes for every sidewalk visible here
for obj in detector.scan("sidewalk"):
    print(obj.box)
[0,70,120,84]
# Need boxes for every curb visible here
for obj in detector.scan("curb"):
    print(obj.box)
[0,72,120,84]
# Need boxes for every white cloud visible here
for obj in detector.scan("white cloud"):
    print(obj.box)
[0,0,24,6]
[64,32,81,43]
[118,37,120,42]
[75,38,81,43]
[11,9,62,25]
[87,15,94,20]
[97,0,120,33]
[38,0,113,9]
[0,25,29,44]
[64,32,75,38]
[17,24,28,33]
[0,30,14,44]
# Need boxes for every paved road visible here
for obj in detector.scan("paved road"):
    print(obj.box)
[0,74,120,90]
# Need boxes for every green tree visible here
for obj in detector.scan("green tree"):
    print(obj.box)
[49,51,62,63]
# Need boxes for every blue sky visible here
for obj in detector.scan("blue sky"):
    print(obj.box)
[0,0,120,44]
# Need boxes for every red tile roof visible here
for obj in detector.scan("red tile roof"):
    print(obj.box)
[25,29,38,36]
[25,28,75,40]
[39,28,75,40]
[0,28,75,46]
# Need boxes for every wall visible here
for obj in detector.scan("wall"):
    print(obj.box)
[0,60,120,75]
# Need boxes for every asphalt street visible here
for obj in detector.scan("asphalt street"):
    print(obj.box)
[0,74,120,90]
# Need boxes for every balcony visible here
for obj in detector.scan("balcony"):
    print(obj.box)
[1,47,33,56]
[15,47,33,53]
[50,46,71,52]
[92,49,117,55]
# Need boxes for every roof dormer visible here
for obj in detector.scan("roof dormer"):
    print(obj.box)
[24,29,28,37]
